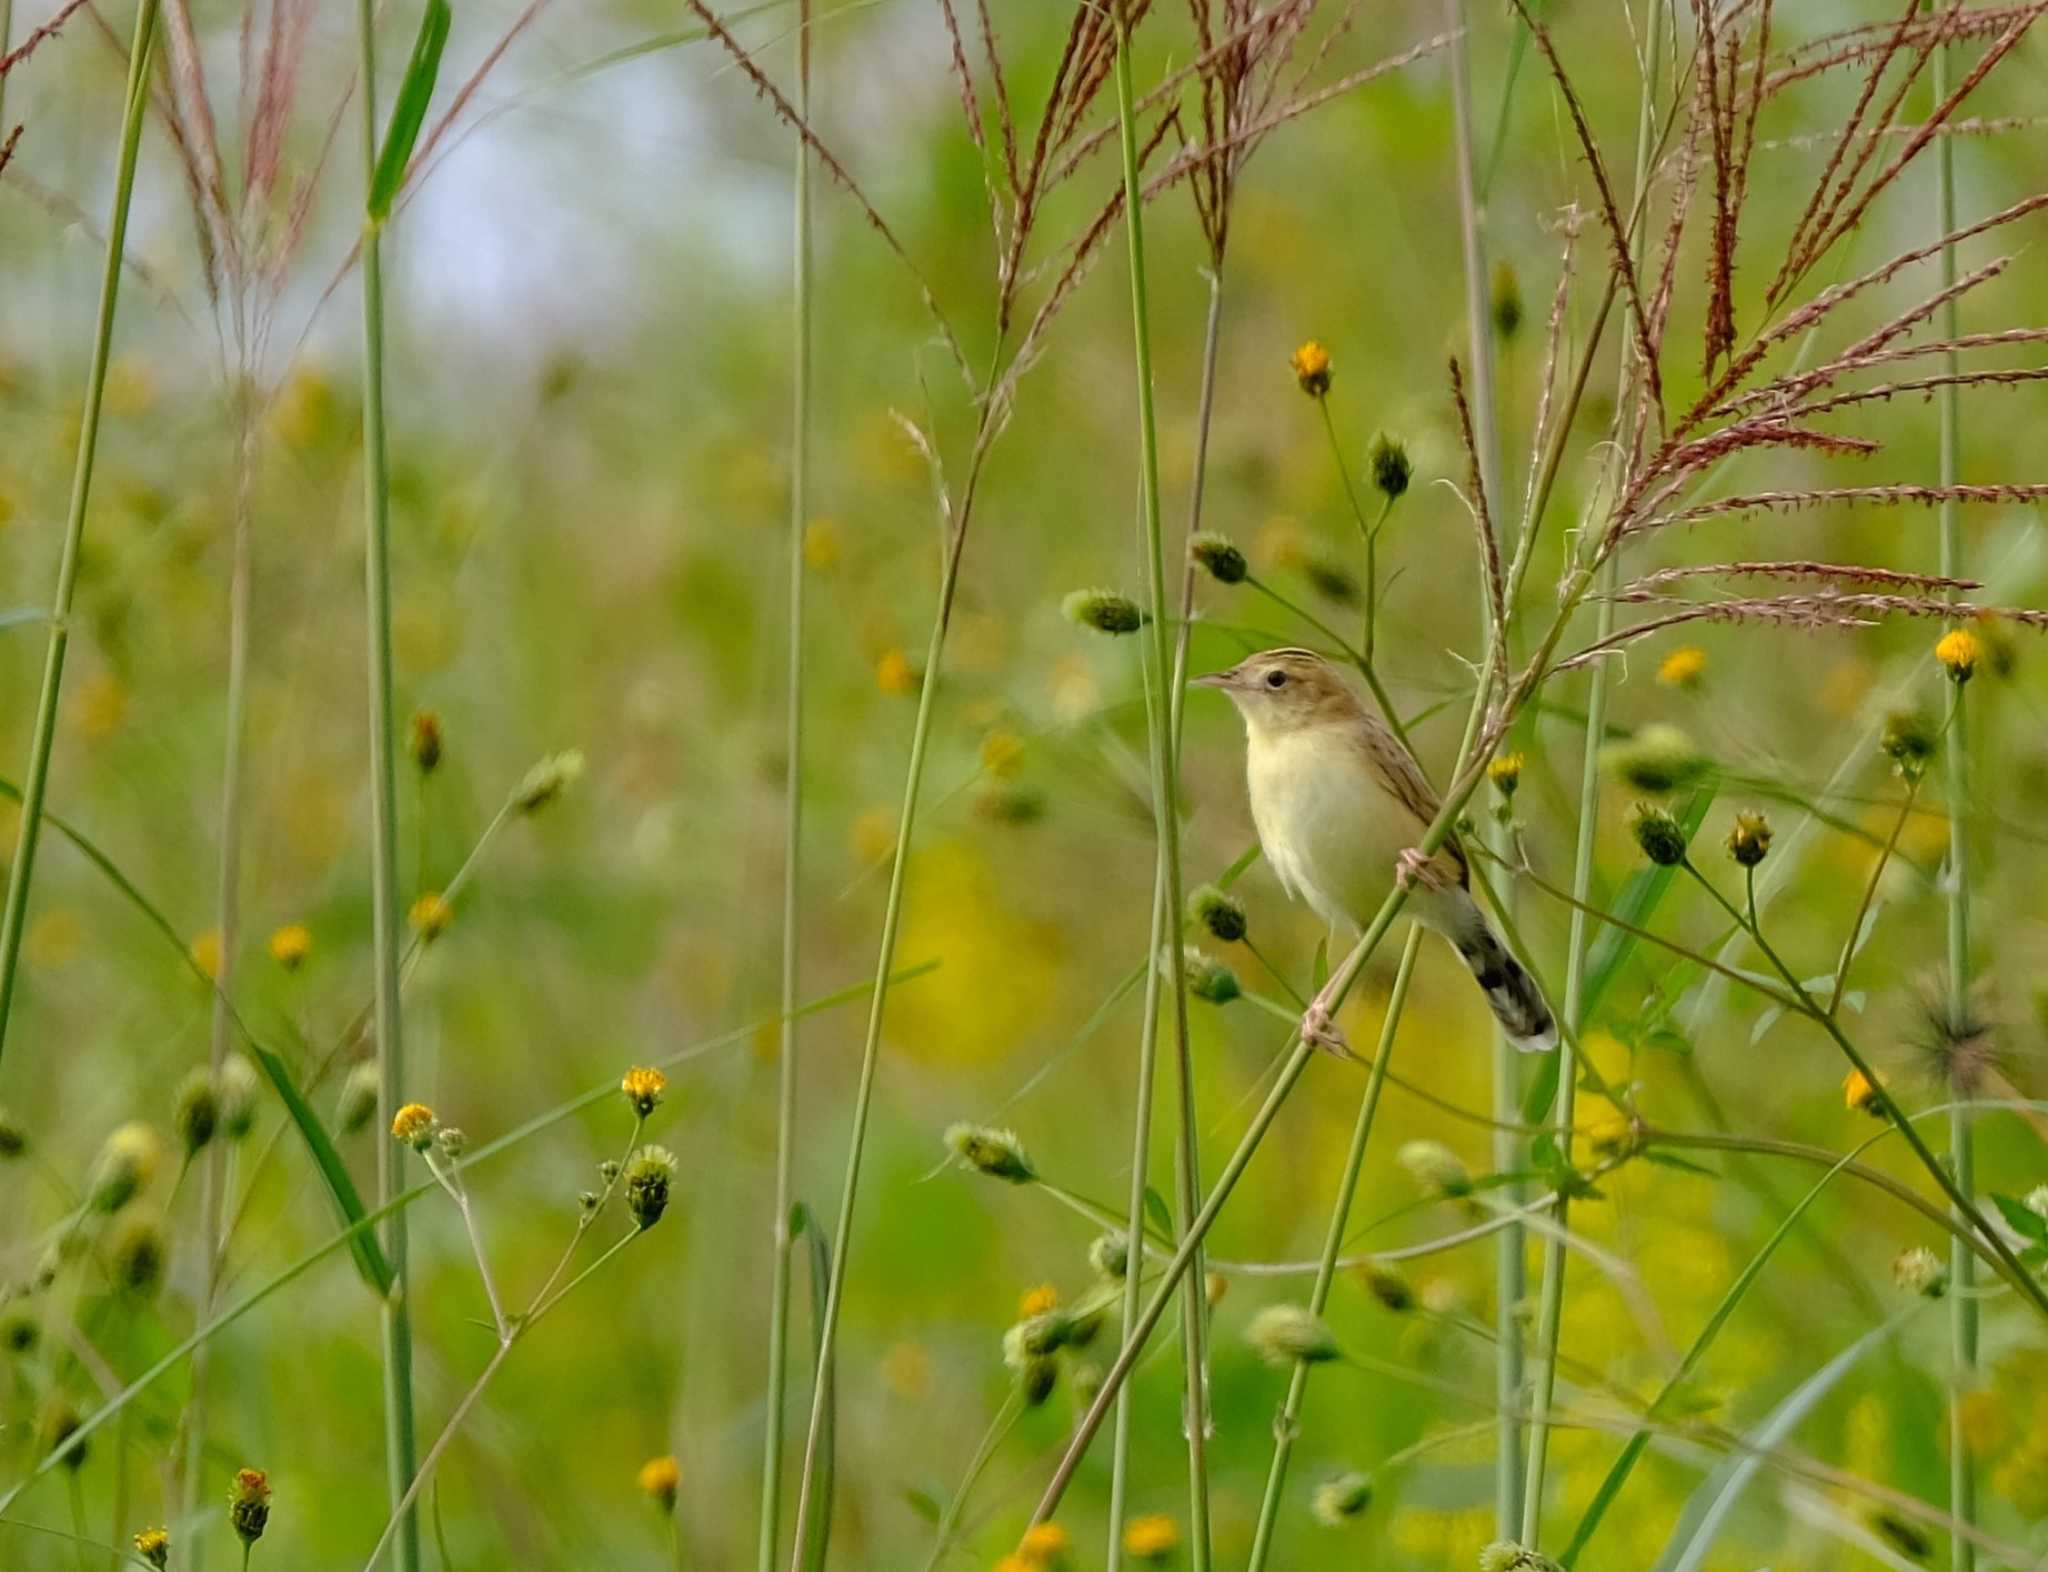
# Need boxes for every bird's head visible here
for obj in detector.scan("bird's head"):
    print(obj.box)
[1192,648,1359,738]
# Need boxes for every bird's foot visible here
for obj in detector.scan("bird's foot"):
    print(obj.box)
[1301,991,1351,1057]
[1395,846,1452,894]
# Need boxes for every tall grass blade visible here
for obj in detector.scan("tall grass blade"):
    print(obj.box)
[247,1044,395,1293]
[796,1203,834,1572]
[369,0,452,221]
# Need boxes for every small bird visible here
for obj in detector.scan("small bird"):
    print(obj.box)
[1194,648,1556,1055]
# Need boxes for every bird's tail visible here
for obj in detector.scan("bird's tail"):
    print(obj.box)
[1447,901,1557,1052]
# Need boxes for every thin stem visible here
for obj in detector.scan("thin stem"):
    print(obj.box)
[1245,926,1420,1570]
[757,5,812,1567]
[0,0,161,1067]
[917,1395,1023,1572]
[427,1159,508,1340]
[1824,781,1917,1019]
[1111,12,1210,1564]
[357,0,419,1557]
[1931,21,1977,1572]
[1314,398,1384,662]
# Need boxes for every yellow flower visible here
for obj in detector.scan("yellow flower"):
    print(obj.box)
[997,1557,1038,1572]
[1657,645,1707,688]
[1843,1068,1887,1116]
[76,673,127,739]
[1486,751,1524,797]
[1123,1513,1180,1560]
[621,1066,667,1118]
[875,647,920,695]
[1017,1283,1060,1319]
[189,930,224,982]
[637,1454,680,1512]
[1289,340,1331,397]
[391,1103,437,1149]
[133,1528,170,1569]
[852,806,896,865]
[803,519,843,570]
[980,730,1025,780]
[409,891,453,940]
[408,709,444,773]
[1936,627,1982,683]
[1018,1521,1071,1562]
[267,924,312,971]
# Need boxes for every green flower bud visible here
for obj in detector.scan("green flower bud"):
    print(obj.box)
[1189,532,1247,585]
[1189,884,1247,944]
[1369,432,1411,501]
[1601,723,1708,794]
[1182,947,1241,1005]
[1061,588,1144,636]
[1399,1139,1473,1199]
[1631,803,1689,867]
[1246,1303,1340,1367]
[943,1123,1036,1184]
[1312,1471,1374,1526]
[174,1068,221,1157]
[624,1145,678,1229]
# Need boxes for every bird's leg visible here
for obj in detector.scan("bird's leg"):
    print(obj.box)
[1300,973,1351,1057]
[1395,846,1455,894]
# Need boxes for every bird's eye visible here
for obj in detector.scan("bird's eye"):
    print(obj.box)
[1265,669,1288,689]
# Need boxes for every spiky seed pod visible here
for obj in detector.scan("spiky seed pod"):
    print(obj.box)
[2,1307,38,1355]
[435,1127,468,1160]
[1020,1356,1058,1406]
[1289,341,1331,397]
[1089,1232,1129,1281]
[1361,1262,1414,1313]
[1480,1544,1563,1572]
[1368,432,1411,500]
[1725,811,1772,868]
[621,1066,667,1119]
[1182,947,1241,1004]
[1631,804,1689,867]
[1487,751,1524,798]
[514,749,585,812]
[1491,260,1523,341]
[174,1068,221,1157]
[228,1468,271,1545]
[1003,1309,1076,1368]
[598,1159,622,1184]
[90,1123,162,1213]
[133,1529,170,1570]
[408,709,443,773]
[107,1214,167,1299]
[1893,1245,1948,1298]
[391,1103,437,1151]
[219,1055,259,1140]
[39,1400,86,1470]
[1188,884,1247,944]
[1189,531,1247,585]
[1935,627,1982,683]
[1246,1303,1340,1367]
[1399,1140,1473,1199]
[1061,588,1143,636]
[1880,709,1937,780]
[637,1455,680,1513]
[943,1123,1036,1184]
[267,923,312,971]
[338,1062,380,1135]
[1312,1471,1375,1526]
[0,1104,24,1159]
[624,1145,678,1229]
[1603,724,1708,794]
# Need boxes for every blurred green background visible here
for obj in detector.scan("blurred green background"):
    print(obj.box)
[2,0,2047,1565]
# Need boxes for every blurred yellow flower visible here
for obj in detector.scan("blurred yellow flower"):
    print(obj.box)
[1254,515,1306,570]
[1656,645,1707,688]
[270,365,337,449]
[189,930,224,982]
[852,806,896,866]
[622,1066,667,1118]
[1122,1513,1179,1560]
[1018,1521,1070,1562]
[1289,340,1331,397]
[1957,1387,2008,1458]
[875,647,920,695]
[409,892,453,941]
[637,1454,679,1512]
[75,673,127,739]
[803,519,843,570]
[981,730,1024,779]
[1017,1284,1059,1319]
[996,1557,1037,1572]
[267,924,312,971]
[893,840,1062,1064]
[1843,1067,1887,1116]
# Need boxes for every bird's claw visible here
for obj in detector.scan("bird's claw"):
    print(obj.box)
[1301,999,1350,1056]
[1395,846,1448,893]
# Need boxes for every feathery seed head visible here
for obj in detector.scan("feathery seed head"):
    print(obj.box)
[1908,979,2000,1097]
[1604,724,1707,794]
[624,1145,678,1229]
[1369,432,1411,500]
[267,923,312,971]
[1246,1302,1340,1367]
[391,1103,438,1151]
[1936,627,1982,683]
[1312,1471,1375,1526]
[514,749,585,812]
[1656,645,1707,688]
[133,1529,170,1569]
[1182,946,1241,1004]
[1399,1139,1472,1199]
[229,1468,271,1544]
[174,1068,221,1156]
[1189,884,1247,944]
[219,1055,258,1140]
[1289,340,1331,397]
[621,1065,667,1119]
[943,1123,1036,1184]
[338,1062,381,1135]
[1725,811,1772,868]
[408,709,443,773]
[1630,803,1689,867]
[107,1214,167,1299]
[1003,1309,1075,1368]
[1190,531,1247,584]
[1893,1246,1947,1298]
[638,1454,680,1512]
[1062,588,1144,636]
[1089,1232,1129,1281]
[91,1123,162,1213]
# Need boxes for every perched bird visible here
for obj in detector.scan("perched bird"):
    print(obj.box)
[1194,649,1556,1055]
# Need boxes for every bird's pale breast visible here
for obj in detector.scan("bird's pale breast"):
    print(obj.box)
[1246,724,1414,932]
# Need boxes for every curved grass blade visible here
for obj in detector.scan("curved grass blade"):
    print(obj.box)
[795,1203,834,1572]
[369,0,452,221]
[248,1043,393,1293]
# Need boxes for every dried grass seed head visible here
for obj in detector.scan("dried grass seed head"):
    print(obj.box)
[1246,1302,1340,1366]
[944,1122,1037,1184]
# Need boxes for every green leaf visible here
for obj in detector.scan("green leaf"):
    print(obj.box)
[1642,1150,1719,1179]
[1640,1027,1693,1056]
[1581,786,1717,1027]
[367,0,452,221]
[1311,937,1329,992]
[1991,1193,2048,1242]
[1521,1051,1561,1127]
[900,1487,942,1525]
[247,1044,394,1295]
[1143,1186,1173,1240]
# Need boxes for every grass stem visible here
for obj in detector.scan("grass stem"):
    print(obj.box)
[757,5,813,1566]
[0,0,161,1068]
[357,0,420,1557]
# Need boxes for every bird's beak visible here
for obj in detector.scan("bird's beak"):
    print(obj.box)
[1190,668,1237,689]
